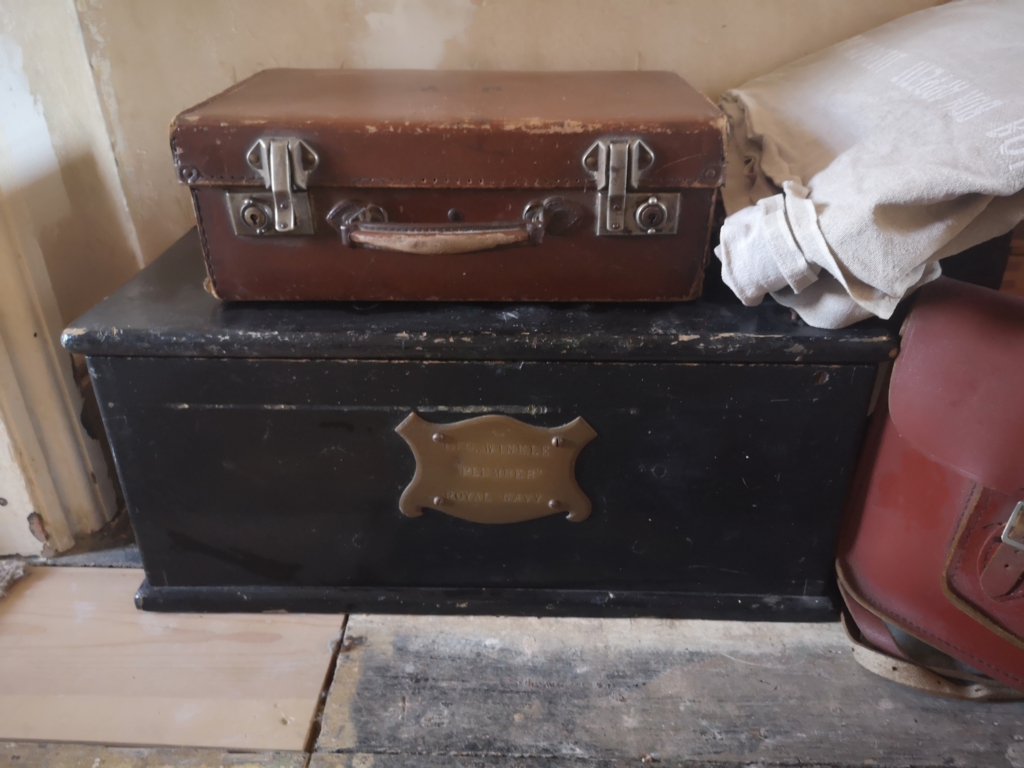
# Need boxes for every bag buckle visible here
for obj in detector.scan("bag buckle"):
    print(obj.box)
[1001,501,1024,552]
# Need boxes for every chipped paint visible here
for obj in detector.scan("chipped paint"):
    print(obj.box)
[500,118,587,134]
[0,414,43,555]
[161,403,551,415]
[420,404,550,415]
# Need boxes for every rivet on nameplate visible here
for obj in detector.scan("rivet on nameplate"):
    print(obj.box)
[395,412,597,524]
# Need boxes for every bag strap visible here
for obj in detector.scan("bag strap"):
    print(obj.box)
[841,612,1024,702]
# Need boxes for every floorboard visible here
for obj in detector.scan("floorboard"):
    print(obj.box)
[310,756,909,768]
[0,567,344,750]
[1,742,305,767]
[316,614,1024,767]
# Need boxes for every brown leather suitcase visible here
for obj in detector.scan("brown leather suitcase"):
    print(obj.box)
[837,278,1024,699]
[170,69,725,302]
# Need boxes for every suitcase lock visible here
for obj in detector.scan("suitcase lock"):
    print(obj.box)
[229,137,318,236]
[582,139,680,236]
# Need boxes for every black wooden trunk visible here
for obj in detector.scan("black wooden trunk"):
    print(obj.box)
[65,231,899,619]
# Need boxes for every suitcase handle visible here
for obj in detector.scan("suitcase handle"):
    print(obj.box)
[326,197,583,255]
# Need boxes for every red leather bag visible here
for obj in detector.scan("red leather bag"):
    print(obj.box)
[837,277,1024,699]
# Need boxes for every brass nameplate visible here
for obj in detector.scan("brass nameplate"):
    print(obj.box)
[395,412,597,524]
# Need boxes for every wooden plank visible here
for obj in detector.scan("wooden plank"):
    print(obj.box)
[0,567,343,750]
[310,755,863,768]
[1,742,305,767]
[317,615,1024,767]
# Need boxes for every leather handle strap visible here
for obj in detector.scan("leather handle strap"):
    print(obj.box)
[348,221,538,255]
[327,197,583,256]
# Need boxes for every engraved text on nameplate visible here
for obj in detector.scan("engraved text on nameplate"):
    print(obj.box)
[395,412,597,524]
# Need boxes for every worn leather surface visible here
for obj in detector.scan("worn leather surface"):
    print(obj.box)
[172,69,723,302]
[172,69,725,189]
[837,402,1024,692]
[838,278,1024,693]
[193,187,714,302]
[890,277,1024,496]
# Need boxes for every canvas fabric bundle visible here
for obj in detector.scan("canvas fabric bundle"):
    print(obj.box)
[716,0,1024,328]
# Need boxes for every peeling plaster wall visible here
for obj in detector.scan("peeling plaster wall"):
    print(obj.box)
[0,407,42,555]
[0,0,141,325]
[0,0,128,554]
[75,0,946,265]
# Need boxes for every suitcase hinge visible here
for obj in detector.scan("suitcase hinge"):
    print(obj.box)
[235,138,319,235]
[582,139,680,236]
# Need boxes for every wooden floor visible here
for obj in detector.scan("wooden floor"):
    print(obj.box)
[2,567,1023,768]
[317,615,1024,768]
[0,567,342,751]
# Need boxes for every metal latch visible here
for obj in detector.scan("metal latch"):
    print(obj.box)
[230,138,318,236]
[582,139,680,236]
[1002,501,1024,553]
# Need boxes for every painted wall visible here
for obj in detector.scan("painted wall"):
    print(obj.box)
[0,405,41,555]
[0,0,130,553]
[76,0,947,266]
[0,0,141,324]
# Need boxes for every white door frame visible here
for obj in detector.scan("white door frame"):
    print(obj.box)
[0,191,117,554]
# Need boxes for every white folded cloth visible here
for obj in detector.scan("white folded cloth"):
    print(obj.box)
[715,0,1024,328]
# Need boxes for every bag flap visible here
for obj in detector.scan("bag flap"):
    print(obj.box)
[170,69,725,190]
[835,401,1024,693]
[890,277,1024,495]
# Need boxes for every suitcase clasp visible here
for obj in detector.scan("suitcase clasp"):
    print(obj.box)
[582,139,680,237]
[244,138,318,234]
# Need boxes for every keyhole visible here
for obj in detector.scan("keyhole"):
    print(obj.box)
[240,202,269,231]
[635,197,667,231]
